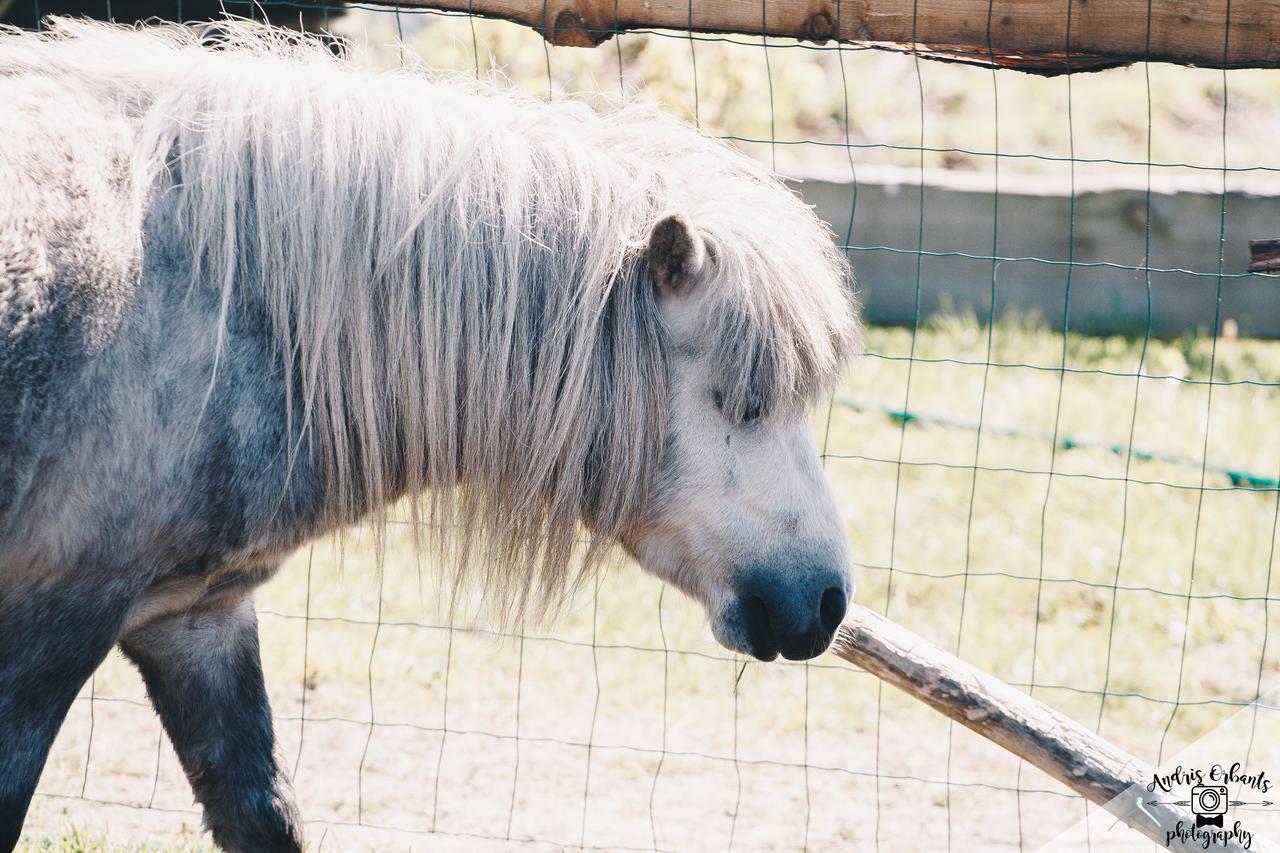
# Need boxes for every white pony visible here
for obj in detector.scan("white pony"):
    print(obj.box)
[0,20,860,850]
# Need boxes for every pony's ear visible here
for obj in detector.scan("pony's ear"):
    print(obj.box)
[647,213,707,297]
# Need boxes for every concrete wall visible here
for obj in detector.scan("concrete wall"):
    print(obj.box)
[792,167,1280,338]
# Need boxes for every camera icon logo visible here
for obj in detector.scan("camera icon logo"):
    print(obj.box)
[1191,784,1229,828]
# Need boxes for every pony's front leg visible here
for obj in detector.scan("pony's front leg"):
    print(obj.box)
[119,586,303,853]
[0,573,140,851]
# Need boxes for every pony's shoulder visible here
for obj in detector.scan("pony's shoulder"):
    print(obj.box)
[0,74,141,528]
[0,212,135,533]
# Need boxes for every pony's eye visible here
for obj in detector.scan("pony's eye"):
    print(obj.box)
[713,390,760,424]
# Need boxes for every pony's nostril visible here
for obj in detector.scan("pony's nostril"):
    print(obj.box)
[819,586,847,636]
[742,595,778,661]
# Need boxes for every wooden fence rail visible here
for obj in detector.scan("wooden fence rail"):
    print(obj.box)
[373,0,1280,74]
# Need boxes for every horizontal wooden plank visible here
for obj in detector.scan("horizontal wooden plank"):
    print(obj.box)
[382,0,1280,73]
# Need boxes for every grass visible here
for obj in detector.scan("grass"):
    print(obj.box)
[839,315,1280,719]
[24,314,1280,851]
[17,827,208,852]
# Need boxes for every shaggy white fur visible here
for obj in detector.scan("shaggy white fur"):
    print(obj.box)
[2,19,859,616]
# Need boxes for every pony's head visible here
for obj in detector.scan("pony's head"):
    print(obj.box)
[618,203,859,662]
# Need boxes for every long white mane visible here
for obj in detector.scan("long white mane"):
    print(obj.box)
[5,20,859,618]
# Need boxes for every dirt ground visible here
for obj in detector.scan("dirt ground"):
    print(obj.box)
[23,607,1109,852]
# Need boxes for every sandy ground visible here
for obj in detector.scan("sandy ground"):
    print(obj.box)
[24,621,1102,852]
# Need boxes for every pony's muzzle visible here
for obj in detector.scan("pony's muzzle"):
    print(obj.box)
[733,564,850,662]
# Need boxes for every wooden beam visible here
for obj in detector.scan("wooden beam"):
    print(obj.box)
[382,0,1280,74]
[1250,239,1280,273]
[829,604,1274,852]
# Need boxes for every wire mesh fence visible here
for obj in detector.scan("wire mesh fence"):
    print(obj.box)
[16,2,1280,850]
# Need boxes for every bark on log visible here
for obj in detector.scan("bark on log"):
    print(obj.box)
[1250,239,1280,273]
[379,0,1280,74]
[829,603,1275,852]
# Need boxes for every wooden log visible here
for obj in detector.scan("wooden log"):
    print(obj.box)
[829,603,1274,852]
[1250,239,1280,273]
[380,0,1280,74]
